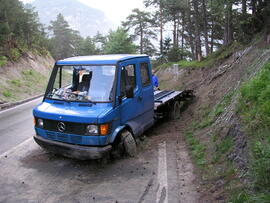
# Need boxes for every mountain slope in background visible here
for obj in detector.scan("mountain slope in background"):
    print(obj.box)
[31,0,114,37]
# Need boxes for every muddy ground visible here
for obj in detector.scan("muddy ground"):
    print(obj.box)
[0,109,204,203]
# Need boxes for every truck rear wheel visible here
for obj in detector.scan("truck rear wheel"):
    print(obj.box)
[169,101,181,120]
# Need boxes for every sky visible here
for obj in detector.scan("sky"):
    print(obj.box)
[20,0,146,26]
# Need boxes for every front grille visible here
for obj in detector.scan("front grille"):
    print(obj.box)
[43,119,86,135]
[71,135,82,144]
[46,132,56,140]
[45,131,83,144]
[57,133,68,142]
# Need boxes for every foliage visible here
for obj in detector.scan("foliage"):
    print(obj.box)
[184,130,207,167]
[0,0,48,60]
[239,62,270,131]
[10,48,21,61]
[167,46,190,62]
[49,13,80,60]
[122,8,157,55]
[212,136,233,163]
[103,27,136,54]
[2,90,11,98]
[237,62,270,200]
[251,141,270,190]
[75,36,100,56]
[0,56,8,67]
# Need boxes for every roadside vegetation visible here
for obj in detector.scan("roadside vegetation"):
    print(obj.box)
[232,62,270,202]
[0,68,51,103]
[155,42,242,70]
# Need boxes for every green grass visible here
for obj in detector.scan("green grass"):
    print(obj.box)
[0,56,8,67]
[156,42,241,70]
[198,90,236,129]
[212,136,233,163]
[10,48,21,61]
[0,68,50,102]
[239,62,270,131]
[2,90,12,97]
[184,130,207,168]
[9,79,22,87]
[236,62,270,200]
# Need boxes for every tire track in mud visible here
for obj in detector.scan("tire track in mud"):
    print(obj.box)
[143,119,200,203]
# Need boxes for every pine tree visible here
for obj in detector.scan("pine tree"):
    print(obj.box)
[122,8,156,54]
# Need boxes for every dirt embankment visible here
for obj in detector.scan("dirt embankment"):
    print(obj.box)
[0,52,54,104]
[156,38,270,201]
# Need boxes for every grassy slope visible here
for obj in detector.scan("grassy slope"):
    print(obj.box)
[234,62,270,202]
[0,53,53,103]
[156,36,270,202]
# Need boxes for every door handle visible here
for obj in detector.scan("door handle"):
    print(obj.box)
[138,96,143,101]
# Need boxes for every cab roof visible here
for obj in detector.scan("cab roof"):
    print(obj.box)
[56,54,149,66]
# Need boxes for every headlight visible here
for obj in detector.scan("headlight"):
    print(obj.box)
[37,119,44,128]
[86,125,98,135]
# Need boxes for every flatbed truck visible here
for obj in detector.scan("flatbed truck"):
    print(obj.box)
[33,55,193,159]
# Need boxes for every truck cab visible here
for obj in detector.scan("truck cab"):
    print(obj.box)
[33,55,154,159]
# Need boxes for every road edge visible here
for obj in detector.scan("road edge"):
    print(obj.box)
[0,94,43,111]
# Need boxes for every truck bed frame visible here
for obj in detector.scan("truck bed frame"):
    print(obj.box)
[154,89,194,119]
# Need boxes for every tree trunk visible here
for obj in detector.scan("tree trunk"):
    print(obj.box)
[140,24,143,54]
[160,1,164,55]
[173,15,177,47]
[181,11,185,53]
[242,0,247,15]
[251,0,256,15]
[176,16,180,48]
[202,0,209,56]
[210,0,214,53]
[224,1,233,45]
[187,0,195,60]
[193,0,202,61]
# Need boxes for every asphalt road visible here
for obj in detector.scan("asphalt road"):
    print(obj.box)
[0,100,199,203]
[0,98,42,154]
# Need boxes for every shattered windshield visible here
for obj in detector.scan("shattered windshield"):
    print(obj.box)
[46,65,116,102]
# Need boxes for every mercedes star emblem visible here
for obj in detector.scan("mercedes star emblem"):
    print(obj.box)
[57,122,66,132]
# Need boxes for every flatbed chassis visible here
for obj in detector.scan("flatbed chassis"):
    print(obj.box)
[154,90,194,119]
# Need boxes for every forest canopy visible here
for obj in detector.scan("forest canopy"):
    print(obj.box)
[0,0,269,64]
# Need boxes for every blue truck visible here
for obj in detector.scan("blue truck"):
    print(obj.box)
[33,55,193,159]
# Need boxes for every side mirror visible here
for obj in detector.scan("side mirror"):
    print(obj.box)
[125,85,134,98]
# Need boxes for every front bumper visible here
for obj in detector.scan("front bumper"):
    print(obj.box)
[34,135,112,160]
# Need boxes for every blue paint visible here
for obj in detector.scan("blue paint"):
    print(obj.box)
[33,54,155,157]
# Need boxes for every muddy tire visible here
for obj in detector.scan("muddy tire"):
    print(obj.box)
[169,101,181,120]
[122,130,137,157]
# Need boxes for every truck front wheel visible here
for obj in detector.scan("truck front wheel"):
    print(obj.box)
[112,130,137,158]
[122,130,137,157]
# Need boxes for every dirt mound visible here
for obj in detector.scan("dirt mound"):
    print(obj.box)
[156,39,270,201]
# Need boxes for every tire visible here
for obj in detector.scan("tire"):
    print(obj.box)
[121,130,137,157]
[169,101,181,120]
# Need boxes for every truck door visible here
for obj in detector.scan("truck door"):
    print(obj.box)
[139,62,154,130]
[119,61,144,136]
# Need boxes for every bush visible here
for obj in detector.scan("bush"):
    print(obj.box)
[10,79,21,87]
[22,69,34,76]
[2,90,11,97]
[238,62,270,199]
[10,48,21,61]
[0,56,7,67]
[239,62,270,130]
[252,141,270,191]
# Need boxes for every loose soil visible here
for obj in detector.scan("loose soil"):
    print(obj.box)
[156,39,270,201]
